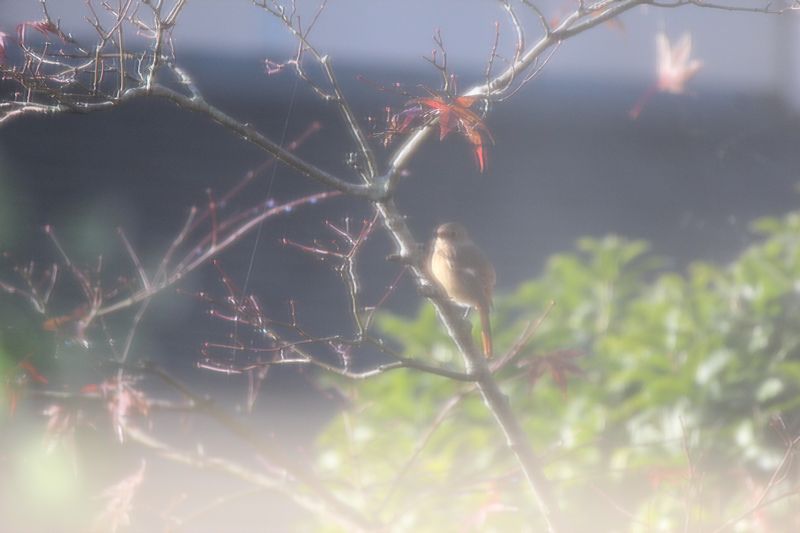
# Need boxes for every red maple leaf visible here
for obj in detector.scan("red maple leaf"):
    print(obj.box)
[6,389,18,416]
[518,349,585,397]
[19,360,48,384]
[16,19,74,46]
[43,403,83,452]
[43,305,90,348]
[387,94,494,172]
[93,461,147,533]
[83,378,150,442]
[4,359,49,416]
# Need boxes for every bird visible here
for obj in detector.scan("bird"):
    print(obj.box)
[429,222,496,357]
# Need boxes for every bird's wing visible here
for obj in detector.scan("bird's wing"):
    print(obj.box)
[454,243,495,306]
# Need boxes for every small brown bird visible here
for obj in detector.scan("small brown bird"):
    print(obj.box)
[429,222,496,357]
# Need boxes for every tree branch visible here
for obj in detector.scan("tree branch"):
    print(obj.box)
[374,197,567,532]
[122,362,379,531]
[0,79,376,199]
[123,425,372,531]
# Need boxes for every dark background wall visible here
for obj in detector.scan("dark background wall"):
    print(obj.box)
[3,51,799,435]
[3,56,798,297]
[2,52,800,531]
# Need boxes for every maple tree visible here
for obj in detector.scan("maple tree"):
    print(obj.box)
[2,1,799,532]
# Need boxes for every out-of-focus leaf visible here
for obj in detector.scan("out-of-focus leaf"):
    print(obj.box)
[314,210,800,531]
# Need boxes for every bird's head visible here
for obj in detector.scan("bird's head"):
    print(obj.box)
[435,222,470,244]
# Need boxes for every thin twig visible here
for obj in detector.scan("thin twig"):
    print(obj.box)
[122,362,379,531]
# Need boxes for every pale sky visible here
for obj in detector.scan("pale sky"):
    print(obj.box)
[0,0,793,91]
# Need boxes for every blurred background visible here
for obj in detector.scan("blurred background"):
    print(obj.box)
[2,1,800,531]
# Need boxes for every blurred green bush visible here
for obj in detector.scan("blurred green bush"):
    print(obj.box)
[314,211,800,532]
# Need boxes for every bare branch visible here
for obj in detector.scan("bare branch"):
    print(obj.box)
[374,198,566,532]
[254,0,379,182]
[381,395,463,509]
[491,300,556,373]
[1,70,375,198]
[117,227,150,292]
[98,191,340,317]
[121,362,379,531]
[521,0,553,36]
[123,426,371,531]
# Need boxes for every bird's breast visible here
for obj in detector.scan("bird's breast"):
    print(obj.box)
[430,247,480,307]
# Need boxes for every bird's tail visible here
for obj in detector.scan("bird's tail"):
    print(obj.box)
[479,306,493,358]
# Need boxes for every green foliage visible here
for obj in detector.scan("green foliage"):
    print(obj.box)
[314,214,800,532]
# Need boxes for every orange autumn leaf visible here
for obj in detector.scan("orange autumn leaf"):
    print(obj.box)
[19,360,48,384]
[7,390,18,416]
[518,349,584,397]
[16,19,75,46]
[42,305,88,332]
[43,306,90,348]
[387,93,494,172]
